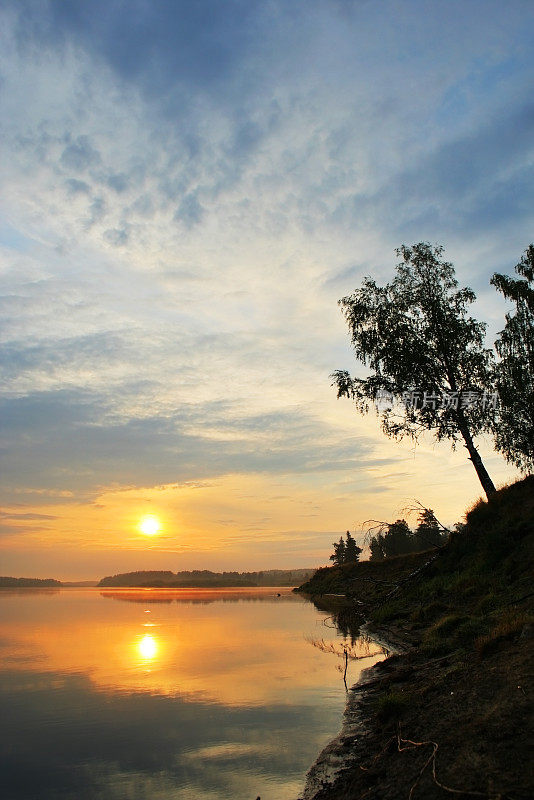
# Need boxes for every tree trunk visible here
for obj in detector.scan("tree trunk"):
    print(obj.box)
[456,412,496,499]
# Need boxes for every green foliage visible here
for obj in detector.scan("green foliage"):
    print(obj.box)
[382,519,412,557]
[474,593,499,615]
[376,690,411,720]
[372,602,400,623]
[330,536,346,565]
[454,617,490,648]
[475,611,532,658]
[421,612,487,654]
[0,576,61,588]
[411,600,449,624]
[414,508,444,550]
[332,242,496,498]
[491,244,534,473]
[427,613,468,639]
[300,476,533,676]
[345,530,362,562]
[369,535,385,561]
[98,568,315,588]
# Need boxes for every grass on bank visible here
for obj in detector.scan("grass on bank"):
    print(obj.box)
[298,474,534,658]
[296,476,533,800]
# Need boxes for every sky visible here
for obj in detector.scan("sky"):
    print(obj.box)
[1,0,533,580]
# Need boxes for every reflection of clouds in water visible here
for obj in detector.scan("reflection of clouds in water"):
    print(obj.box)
[184,741,278,761]
[0,667,340,800]
[0,588,377,798]
[0,633,47,667]
[0,590,361,706]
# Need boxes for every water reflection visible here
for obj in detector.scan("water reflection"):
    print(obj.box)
[138,634,158,661]
[0,588,386,800]
[1,588,360,705]
[308,593,374,645]
[101,587,303,604]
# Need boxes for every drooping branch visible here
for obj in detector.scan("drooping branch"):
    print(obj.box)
[401,501,453,536]
[333,243,497,496]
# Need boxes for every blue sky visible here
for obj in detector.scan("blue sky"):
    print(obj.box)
[0,0,532,578]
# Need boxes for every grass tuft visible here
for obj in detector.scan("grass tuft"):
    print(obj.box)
[475,611,533,658]
[376,690,411,720]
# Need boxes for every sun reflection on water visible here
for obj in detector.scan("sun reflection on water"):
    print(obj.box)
[138,634,158,661]
[0,588,386,706]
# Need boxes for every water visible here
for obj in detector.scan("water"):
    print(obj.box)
[0,587,385,800]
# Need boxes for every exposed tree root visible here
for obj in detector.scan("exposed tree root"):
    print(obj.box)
[357,723,516,800]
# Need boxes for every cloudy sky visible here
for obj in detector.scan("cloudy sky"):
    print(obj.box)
[1,0,532,580]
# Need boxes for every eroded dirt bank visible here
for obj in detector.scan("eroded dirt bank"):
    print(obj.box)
[297,476,534,800]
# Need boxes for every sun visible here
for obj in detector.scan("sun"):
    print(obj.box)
[138,515,161,536]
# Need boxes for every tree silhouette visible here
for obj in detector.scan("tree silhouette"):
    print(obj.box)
[344,530,363,563]
[491,245,534,473]
[381,519,412,557]
[367,515,444,561]
[330,531,362,565]
[330,535,346,565]
[414,508,445,550]
[332,243,496,498]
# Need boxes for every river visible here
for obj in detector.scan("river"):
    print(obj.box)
[0,587,385,800]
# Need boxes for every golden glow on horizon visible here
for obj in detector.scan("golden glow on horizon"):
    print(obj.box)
[138,634,158,660]
[138,515,161,536]
[1,444,519,575]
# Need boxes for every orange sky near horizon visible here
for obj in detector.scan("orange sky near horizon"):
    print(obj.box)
[0,2,529,582]
[0,431,519,581]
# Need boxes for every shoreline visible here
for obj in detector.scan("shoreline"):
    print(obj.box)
[297,619,411,800]
[298,611,533,799]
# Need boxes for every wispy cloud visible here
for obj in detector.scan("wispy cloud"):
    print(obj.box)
[0,0,530,575]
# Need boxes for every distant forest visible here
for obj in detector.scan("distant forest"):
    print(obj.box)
[0,576,61,588]
[98,568,316,588]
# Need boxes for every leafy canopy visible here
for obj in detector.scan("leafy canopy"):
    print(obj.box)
[491,245,534,473]
[332,242,495,446]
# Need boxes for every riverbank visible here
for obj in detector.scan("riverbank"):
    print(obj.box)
[297,476,534,800]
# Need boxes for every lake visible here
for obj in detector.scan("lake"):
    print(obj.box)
[0,587,385,800]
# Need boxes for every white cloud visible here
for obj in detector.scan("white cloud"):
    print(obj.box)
[0,0,530,523]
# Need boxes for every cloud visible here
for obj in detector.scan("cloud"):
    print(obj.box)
[103,226,130,246]
[174,194,204,228]
[0,387,381,502]
[0,0,531,560]
[381,101,534,237]
[60,135,101,172]
[0,512,57,520]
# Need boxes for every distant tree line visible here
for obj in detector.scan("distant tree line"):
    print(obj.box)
[0,576,61,588]
[367,509,447,561]
[98,568,315,588]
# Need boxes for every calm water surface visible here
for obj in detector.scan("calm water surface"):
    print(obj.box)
[0,588,384,800]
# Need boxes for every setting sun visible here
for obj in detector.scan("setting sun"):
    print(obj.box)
[138,515,161,536]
